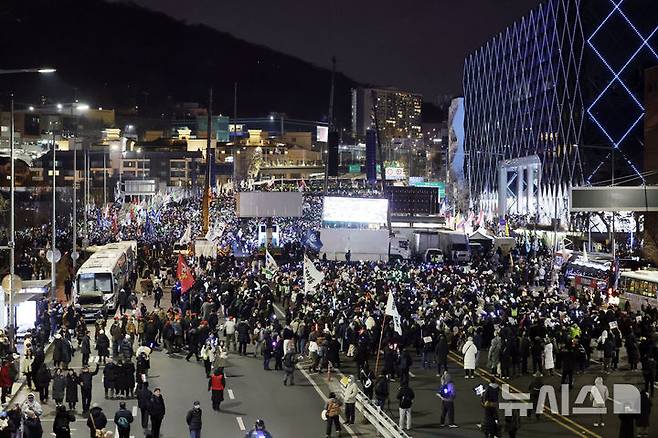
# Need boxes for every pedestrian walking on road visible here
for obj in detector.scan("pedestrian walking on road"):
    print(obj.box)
[245,419,272,438]
[374,374,389,410]
[343,375,358,425]
[637,390,652,438]
[589,376,608,426]
[87,404,108,438]
[282,348,298,386]
[79,364,100,413]
[113,401,134,438]
[435,334,449,376]
[437,371,457,428]
[186,401,202,438]
[23,409,43,438]
[52,368,66,405]
[80,332,92,368]
[102,358,117,399]
[137,382,152,429]
[64,370,79,411]
[396,381,415,431]
[96,330,110,364]
[34,363,52,403]
[149,387,166,437]
[462,337,477,379]
[52,405,75,438]
[324,392,342,438]
[208,368,226,411]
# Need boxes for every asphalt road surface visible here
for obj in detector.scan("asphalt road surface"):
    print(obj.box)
[14,293,656,438]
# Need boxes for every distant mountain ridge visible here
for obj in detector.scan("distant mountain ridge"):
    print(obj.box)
[0,0,357,126]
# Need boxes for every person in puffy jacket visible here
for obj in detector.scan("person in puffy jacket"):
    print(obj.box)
[149,388,166,438]
[324,392,342,438]
[208,368,226,411]
[113,402,134,438]
[186,401,202,438]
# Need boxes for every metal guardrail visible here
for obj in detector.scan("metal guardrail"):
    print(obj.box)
[340,379,412,438]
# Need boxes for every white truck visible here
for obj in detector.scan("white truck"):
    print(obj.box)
[410,231,444,263]
[437,230,470,263]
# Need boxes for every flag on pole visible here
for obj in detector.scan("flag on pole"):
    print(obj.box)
[176,254,195,292]
[582,242,588,262]
[178,224,192,245]
[264,249,278,278]
[303,255,325,295]
[385,291,402,335]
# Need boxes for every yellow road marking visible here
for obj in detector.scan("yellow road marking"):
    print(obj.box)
[447,351,601,438]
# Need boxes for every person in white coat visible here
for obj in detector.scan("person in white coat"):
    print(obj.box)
[543,338,555,376]
[461,337,477,379]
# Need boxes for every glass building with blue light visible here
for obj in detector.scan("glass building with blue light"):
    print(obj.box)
[463,0,658,223]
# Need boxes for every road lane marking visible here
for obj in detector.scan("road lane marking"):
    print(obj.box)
[272,303,357,438]
[132,406,137,416]
[447,351,602,438]
[228,389,235,399]
[236,416,246,430]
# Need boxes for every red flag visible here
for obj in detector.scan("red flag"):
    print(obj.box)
[177,254,195,292]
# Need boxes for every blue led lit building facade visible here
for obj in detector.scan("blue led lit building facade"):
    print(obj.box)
[463,0,658,223]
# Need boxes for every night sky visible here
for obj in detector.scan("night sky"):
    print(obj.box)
[128,0,543,101]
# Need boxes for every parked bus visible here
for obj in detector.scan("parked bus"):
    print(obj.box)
[618,270,658,308]
[75,241,136,320]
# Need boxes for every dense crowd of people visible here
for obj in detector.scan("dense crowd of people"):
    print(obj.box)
[0,181,656,438]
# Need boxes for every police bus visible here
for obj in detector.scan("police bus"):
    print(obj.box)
[75,241,137,320]
[618,270,658,308]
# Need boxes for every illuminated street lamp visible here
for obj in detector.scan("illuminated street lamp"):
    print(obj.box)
[0,67,56,75]
[1,66,56,337]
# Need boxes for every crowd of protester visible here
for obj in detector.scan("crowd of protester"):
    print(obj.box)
[0,180,656,438]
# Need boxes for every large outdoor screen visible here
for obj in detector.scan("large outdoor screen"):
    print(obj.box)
[322,197,389,224]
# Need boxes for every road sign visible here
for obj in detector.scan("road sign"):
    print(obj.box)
[411,181,446,199]
[72,251,80,261]
[348,164,361,173]
[46,248,61,263]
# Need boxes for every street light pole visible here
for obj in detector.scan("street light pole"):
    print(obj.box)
[73,135,77,269]
[51,130,57,294]
[84,145,88,243]
[8,96,15,328]
[0,68,56,330]
[103,153,107,206]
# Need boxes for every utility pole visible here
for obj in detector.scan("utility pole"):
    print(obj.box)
[83,144,88,245]
[202,88,212,234]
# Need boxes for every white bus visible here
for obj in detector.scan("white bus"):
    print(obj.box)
[75,241,137,320]
[619,270,658,308]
